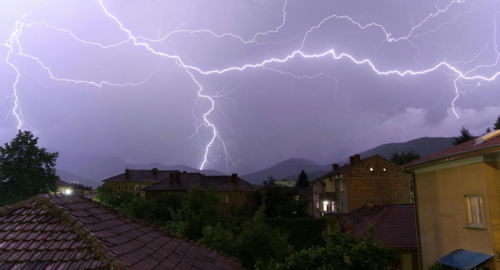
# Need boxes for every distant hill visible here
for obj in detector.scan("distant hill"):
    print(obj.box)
[244,137,454,184]
[55,152,227,183]
[354,137,454,161]
[56,170,101,188]
[241,158,328,184]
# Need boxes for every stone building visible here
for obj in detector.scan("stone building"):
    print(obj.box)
[310,154,412,218]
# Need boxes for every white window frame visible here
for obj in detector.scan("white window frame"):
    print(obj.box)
[466,195,484,226]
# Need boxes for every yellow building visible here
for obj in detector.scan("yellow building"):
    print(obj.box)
[55,179,73,195]
[399,130,500,270]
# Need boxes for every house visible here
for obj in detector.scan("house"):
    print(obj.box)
[0,194,245,269]
[298,186,313,216]
[334,204,419,270]
[55,179,73,195]
[143,171,256,207]
[399,130,500,270]
[274,180,296,187]
[310,154,412,218]
[101,168,179,196]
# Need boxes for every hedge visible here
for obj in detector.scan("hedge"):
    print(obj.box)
[265,218,328,251]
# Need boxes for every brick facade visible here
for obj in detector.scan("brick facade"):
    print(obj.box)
[311,155,412,216]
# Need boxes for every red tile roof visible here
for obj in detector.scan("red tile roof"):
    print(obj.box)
[102,170,179,183]
[336,205,417,250]
[311,155,382,183]
[398,134,500,170]
[0,194,245,270]
[143,173,256,192]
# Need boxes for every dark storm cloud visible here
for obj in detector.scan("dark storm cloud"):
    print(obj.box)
[1,0,500,175]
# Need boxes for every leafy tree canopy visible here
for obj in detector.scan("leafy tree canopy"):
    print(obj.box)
[168,184,228,240]
[390,149,421,165]
[243,177,307,218]
[453,126,475,146]
[486,127,492,133]
[296,170,309,188]
[277,226,390,270]
[495,116,500,130]
[0,130,59,206]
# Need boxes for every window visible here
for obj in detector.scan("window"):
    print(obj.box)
[135,185,145,191]
[323,201,328,211]
[221,195,229,204]
[341,201,344,213]
[316,202,319,209]
[337,180,343,192]
[117,185,120,190]
[124,186,127,190]
[129,185,132,189]
[331,201,335,212]
[466,196,484,226]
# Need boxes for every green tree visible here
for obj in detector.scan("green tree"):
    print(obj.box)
[168,185,227,240]
[278,226,390,270]
[296,170,309,188]
[235,206,290,269]
[0,130,59,206]
[390,149,421,165]
[486,127,492,133]
[249,177,307,218]
[494,116,500,130]
[453,126,475,146]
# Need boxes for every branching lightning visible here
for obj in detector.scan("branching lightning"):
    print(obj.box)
[1,0,499,171]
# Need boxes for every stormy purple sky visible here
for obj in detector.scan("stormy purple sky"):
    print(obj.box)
[0,0,499,175]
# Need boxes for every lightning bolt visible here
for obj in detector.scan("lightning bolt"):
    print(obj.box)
[1,0,499,171]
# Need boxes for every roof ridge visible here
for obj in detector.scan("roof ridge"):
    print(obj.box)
[66,194,243,264]
[35,194,128,270]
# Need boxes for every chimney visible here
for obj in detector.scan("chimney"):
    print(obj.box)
[231,173,238,183]
[152,168,158,175]
[183,171,187,173]
[349,156,355,165]
[332,164,339,172]
[175,171,181,181]
[169,173,174,182]
[125,168,130,179]
[354,154,361,164]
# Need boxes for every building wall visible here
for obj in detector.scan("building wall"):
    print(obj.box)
[103,181,158,196]
[344,156,412,212]
[485,157,500,269]
[145,190,253,208]
[414,157,497,269]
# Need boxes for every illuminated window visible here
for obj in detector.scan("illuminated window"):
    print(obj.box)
[323,201,328,211]
[466,196,483,226]
[331,201,335,212]
[316,202,319,209]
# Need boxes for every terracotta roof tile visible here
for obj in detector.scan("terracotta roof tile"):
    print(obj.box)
[398,133,500,169]
[143,173,256,193]
[335,204,417,249]
[0,194,244,269]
